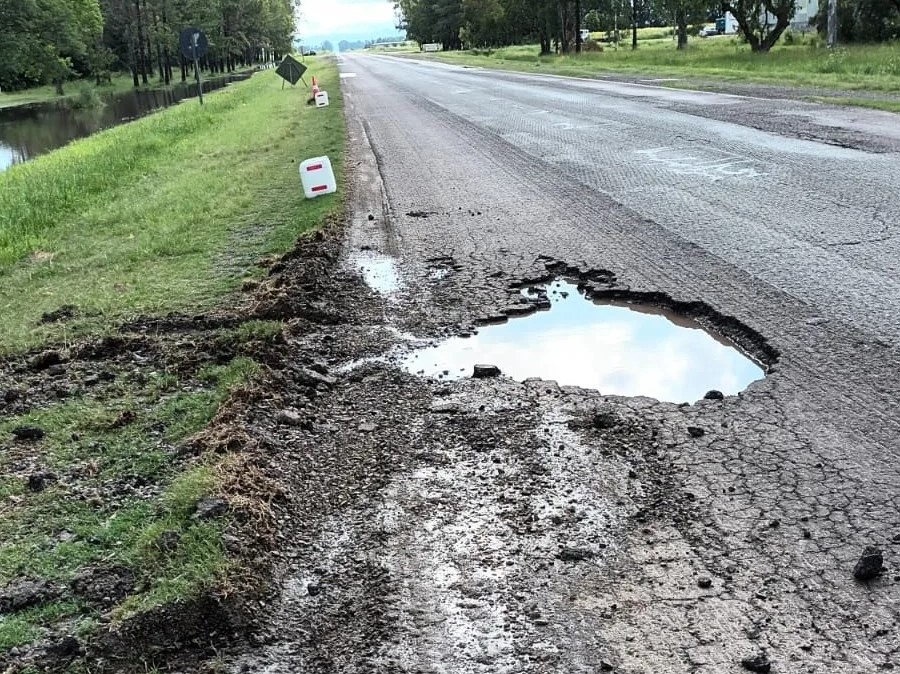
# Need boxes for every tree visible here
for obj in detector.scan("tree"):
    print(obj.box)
[814,0,900,42]
[721,0,796,51]
[653,0,707,48]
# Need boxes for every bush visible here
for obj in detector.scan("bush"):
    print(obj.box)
[71,84,103,109]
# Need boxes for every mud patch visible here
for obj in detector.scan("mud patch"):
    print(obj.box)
[402,280,764,402]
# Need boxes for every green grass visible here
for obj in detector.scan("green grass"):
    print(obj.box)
[0,357,258,652]
[0,58,344,352]
[806,95,900,112]
[0,56,345,661]
[420,39,900,95]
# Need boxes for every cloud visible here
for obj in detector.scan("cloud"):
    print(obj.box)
[297,0,398,41]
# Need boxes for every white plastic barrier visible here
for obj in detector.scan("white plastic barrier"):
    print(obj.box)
[423,43,442,52]
[315,91,330,107]
[299,156,337,199]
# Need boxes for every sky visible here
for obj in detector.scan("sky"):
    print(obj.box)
[296,0,401,46]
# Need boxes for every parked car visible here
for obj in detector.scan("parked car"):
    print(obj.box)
[699,26,719,37]
[579,29,592,43]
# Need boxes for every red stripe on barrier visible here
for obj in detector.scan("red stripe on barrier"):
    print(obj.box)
[311,185,329,192]
[307,164,323,171]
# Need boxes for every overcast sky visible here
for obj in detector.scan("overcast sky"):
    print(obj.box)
[297,0,400,44]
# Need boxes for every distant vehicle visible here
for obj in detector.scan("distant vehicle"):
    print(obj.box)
[303,49,317,56]
[699,26,719,37]
[715,12,739,34]
[579,29,592,43]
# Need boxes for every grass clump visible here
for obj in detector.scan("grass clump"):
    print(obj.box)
[0,357,259,653]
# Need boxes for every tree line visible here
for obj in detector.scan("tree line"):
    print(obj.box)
[0,0,297,93]
[396,0,900,54]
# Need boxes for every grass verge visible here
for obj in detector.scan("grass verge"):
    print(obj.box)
[0,60,343,353]
[416,39,900,98]
[0,56,344,667]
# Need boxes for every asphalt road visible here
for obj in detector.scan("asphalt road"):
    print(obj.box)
[235,57,900,673]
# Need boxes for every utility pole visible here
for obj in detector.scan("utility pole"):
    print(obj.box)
[632,0,638,49]
[576,0,582,53]
[827,0,838,48]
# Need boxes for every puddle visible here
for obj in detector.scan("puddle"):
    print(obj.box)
[353,251,401,294]
[402,280,765,402]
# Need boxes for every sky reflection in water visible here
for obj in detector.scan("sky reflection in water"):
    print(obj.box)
[404,281,764,403]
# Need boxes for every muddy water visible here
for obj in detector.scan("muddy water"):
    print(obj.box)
[404,280,764,402]
[0,73,252,173]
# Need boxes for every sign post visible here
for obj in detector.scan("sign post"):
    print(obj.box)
[180,28,209,105]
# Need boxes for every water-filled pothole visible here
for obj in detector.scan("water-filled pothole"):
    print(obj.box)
[403,280,765,402]
[353,251,401,294]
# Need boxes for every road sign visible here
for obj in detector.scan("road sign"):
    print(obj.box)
[276,55,308,87]
[179,28,209,60]
[179,28,208,106]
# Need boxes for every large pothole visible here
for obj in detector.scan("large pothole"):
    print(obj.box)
[403,280,766,403]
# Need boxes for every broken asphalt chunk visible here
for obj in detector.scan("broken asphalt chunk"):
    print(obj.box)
[473,364,501,379]
[741,654,771,672]
[853,545,884,582]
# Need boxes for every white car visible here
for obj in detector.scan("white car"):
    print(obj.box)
[580,29,592,43]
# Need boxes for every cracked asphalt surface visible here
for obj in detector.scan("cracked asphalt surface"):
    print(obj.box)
[229,57,900,673]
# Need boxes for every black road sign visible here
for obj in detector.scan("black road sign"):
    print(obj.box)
[276,55,308,87]
[179,28,209,60]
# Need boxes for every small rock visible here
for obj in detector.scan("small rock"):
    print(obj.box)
[768,519,780,529]
[358,422,377,432]
[600,663,614,672]
[0,579,60,614]
[297,367,336,388]
[741,654,771,673]
[556,547,594,562]
[222,534,242,553]
[192,497,229,520]
[277,409,303,426]
[3,388,22,403]
[803,529,812,539]
[46,364,66,376]
[367,214,375,221]
[697,577,713,589]
[29,350,63,371]
[704,390,725,400]
[473,364,501,379]
[12,426,45,441]
[429,401,460,414]
[307,583,321,596]
[853,545,884,582]
[687,426,705,438]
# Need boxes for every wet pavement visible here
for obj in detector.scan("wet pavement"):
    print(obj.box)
[228,55,900,674]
